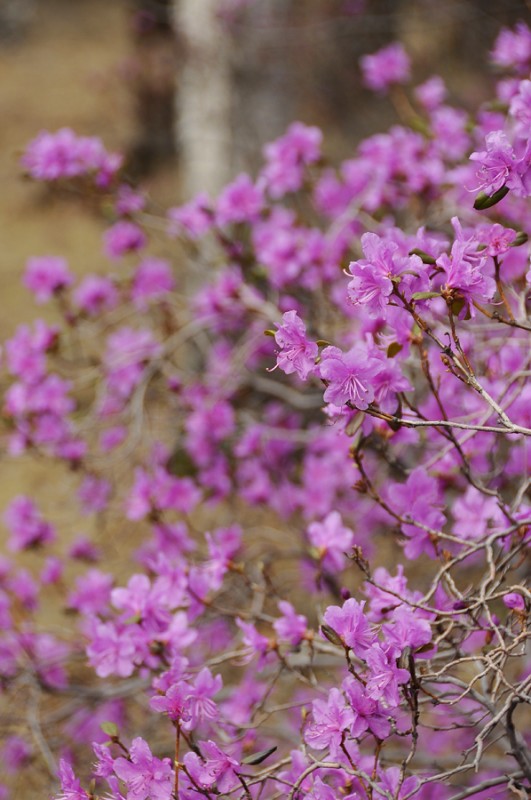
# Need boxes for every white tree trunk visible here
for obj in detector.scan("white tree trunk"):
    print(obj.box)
[173,0,232,197]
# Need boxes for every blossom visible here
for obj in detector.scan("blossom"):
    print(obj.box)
[22,128,122,184]
[307,511,354,572]
[322,598,375,656]
[183,740,240,794]
[167,192,213,239]
[216,174,263,225]
[319,345,379,409]
[3,496,55,551]
[304,688,355,757]
[273,310,318,380]
[24,256,73,302]
[53,759,89,800]
[503,592,525,611]
[360,43,410,92]
[261,121,323,198]
[342,677,390,740]
[103,221,147,260]
[273,600,307,646]
[113,737,173,800]
[73,275,118,315]
[469,131,528,197]
[131,258,175,309]
[365,645,409,707]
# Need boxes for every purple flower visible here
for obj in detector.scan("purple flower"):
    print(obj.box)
[437,217,496,313]
[73,275,118,316]
[365,645,409,707]
[503,592,525,611]
[469,131,527,196]
[131,258,175,310]
[103,221,147,260]
[113,737,173,800]
[273,310,318,381]
[307,511,354,573]
[375,766,419,799]
[87,621,139,678]
[360,43,410,93]
[24,256,73,302]
[386,467,446,559]
[304,688,355,757]
[319,345,379,409]
[273,600,307,646]
[54,759,89,800]
[22,128,122,184]
[261,121,323,198]
[491,22,531,72]
[216,174,263,226]
[167,192,213,239]
[3,496,55,551]
[2,735,32,773]
[183,740,239,794]
[342,676,391,740]
[322,598,375,656]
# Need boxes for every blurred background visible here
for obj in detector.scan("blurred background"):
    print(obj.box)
[0,0,529,327]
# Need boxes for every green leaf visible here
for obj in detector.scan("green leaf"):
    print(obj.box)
[409,249,436,265]
[511,231,529,247]
[264,329,276,337]
[100,722,119,738]
[473,185,509,210]
[242,746,278,765]
[450,297,466,317]
[387,342,403,358]
[320,624,344,647]
[411,291,440,301]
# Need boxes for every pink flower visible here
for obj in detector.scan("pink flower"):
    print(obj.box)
[131,258,175,309]
[360,43,410,93]
[216,174,263,226]
[103,221,147,260]
[24,256,73,302]
[307,511,354,573]
[365,645,409,707]
[274,310,318,381]
[503,592,525,611]
[113,737,173,800]
[304,688,355,757]
[73,275,118,316]
[273,600,307,646]
[322,598,375,656]
[183,740,239,793]
[261,122,323,198]
[3,496,55,551]
[53,759,89,800]
[167,192,213,239]
[319,345,379,409]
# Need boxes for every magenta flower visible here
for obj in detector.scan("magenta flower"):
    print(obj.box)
[261,121,323,198]
[131,258,175,310]
[103,221,147,260]
[73,274,118,316]
[113,737,173,800]
[54,759,89,800]
[342,676,391,740]
[3,496,55,551]
[24,256,73,303]
[375,766,419,799]
[322,598,375,656]
[319,345,379,409]
[183,740,240,793]
[304,688,355,757]
[186,667,223,729]
[360,43,410,93]
[216,173,263,226]
[503,592,525,611]
[365,645,409,707]
[469,131,527,196]
[167,192,213,239]
[307,511,354,573]
[273,310,318,381]
[273,600,307,646]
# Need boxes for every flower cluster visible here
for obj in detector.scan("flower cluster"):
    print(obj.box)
[0,22,530,800]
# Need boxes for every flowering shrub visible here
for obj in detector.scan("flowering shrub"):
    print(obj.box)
[1,23,531,800]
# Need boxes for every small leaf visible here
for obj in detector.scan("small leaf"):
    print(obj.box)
[242,746,278,765]
[411,291,440,301]
[511,231,529,247]
[101,722,119,738]
[409,249,436,265]
[473,185,509,210]
[387,342,403,358]
[320,624,344,647]
[264,329,276,338]
[450,297,466,317]
[316,339,331,347]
